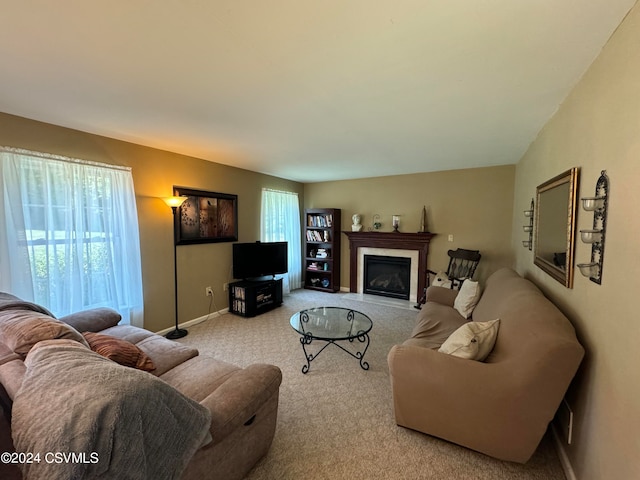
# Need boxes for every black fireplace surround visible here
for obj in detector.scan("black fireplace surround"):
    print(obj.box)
[363,254,411,300]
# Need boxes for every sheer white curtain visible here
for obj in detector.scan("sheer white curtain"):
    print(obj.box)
[0,147,144,326]
[260,189,302,293]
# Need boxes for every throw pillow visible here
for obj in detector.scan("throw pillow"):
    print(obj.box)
[438,319,500,361]
[453,279,481,318]
[432,271,452,288]
[82,332,155,372]
[0,310,89,357]
[59,307,121,333]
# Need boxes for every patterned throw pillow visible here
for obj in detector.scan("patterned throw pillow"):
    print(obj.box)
[82,332,155,372]
[438,319,501,361]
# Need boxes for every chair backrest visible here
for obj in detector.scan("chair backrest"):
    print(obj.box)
[446,249,481,281]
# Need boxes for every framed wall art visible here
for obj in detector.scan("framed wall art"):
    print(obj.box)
[173,186,238,244]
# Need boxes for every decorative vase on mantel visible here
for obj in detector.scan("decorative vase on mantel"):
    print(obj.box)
[419,206,428,233]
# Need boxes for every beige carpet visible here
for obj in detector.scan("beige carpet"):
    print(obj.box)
[179,289,566,480]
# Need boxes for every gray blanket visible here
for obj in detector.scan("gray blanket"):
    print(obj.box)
[11,340,211,480]
[0,292,54,317]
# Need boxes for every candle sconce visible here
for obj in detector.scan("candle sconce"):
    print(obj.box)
[522,198,534,250]
[577,170,609,284]
[392,215,400,232]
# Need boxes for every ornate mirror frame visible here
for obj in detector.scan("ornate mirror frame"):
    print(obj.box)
[534,167,580,288]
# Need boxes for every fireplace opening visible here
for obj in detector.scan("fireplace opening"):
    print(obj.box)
[363,254,411,300]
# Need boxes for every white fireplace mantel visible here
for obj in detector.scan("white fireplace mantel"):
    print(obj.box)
[357,247,419,301]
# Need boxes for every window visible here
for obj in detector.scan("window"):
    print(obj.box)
[260,189,302,292]
[0,147,144,325]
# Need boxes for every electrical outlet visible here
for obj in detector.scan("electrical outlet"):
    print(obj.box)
[205,286,213,297]
[223,283,228,292]
[448,234,454,242]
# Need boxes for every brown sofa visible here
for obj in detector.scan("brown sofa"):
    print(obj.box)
[388,267,584,463]
[0,293,282,480]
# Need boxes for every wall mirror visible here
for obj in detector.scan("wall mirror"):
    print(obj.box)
[534,167,579,288]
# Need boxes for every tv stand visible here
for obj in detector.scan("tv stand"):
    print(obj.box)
[229,278,283,317]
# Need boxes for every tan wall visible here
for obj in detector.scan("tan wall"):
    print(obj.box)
[0,112,303,332]
[512,4,640,479]
[304,165,516,290]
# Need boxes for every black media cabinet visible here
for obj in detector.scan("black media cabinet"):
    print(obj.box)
[229,278,283,317]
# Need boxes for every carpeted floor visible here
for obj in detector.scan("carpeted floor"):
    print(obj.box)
[178,289,566,480]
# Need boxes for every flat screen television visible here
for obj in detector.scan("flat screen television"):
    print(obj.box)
[232,241,288,280]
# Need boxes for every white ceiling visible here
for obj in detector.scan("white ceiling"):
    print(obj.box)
[0,1,636,182]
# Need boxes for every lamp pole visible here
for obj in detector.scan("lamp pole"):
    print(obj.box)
[163,196,188,339]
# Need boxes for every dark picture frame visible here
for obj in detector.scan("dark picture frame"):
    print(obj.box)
[173,186,238,245]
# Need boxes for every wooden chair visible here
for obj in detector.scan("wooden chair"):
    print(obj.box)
[415,248,481,309]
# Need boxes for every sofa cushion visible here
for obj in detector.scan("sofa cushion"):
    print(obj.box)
[0,341,26,400]
[425,286,459,307]
[404,302,469,349]
[438,319,500,361]
[82,332,155,372]
[0,342,20,366]
[453,280,481,318]
[0,310,89,357]
[59,307,121,333]
[100,325,199,376]
[160,355,240,402]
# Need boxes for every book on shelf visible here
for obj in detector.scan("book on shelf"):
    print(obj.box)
[307,214,333,228]
[306,230,330,242]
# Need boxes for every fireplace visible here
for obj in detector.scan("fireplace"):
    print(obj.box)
[364,255,411,300]
[343,231,435,303]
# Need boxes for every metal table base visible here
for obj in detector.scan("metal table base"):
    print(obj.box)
[298,330,370,374]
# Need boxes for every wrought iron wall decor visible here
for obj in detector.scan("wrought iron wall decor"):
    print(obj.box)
[522,198,534,250]
[172,186,238,245]
[577,170,609,284]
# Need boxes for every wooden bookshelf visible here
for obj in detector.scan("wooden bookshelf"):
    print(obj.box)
[304,208,341,292]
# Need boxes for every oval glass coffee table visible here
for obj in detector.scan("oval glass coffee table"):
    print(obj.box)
[289,307,372,374]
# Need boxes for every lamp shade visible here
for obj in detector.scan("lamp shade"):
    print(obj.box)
[163,196,187,208]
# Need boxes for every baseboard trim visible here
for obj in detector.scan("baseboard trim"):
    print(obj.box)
[551,424,578,480]
[154,308,228,336]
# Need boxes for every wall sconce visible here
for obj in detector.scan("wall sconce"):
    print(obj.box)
[522,198,534,250]
[577,170,609,284]
[163,195,188,338]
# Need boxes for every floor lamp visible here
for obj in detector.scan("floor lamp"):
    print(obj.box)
[163,196,188,339]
